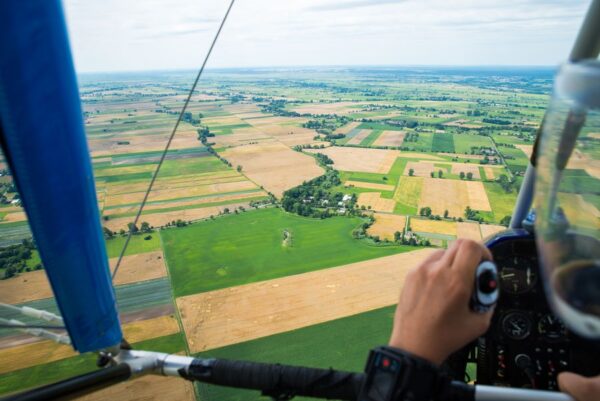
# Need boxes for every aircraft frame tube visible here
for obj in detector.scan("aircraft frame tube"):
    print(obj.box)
[0,0,122,352]
[510,0,600,228]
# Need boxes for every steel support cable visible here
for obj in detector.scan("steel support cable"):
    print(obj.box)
[0,0,236,338]
[111,0,236,280]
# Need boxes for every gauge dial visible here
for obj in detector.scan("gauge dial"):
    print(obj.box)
[538,314,567,340]
[499,256,538,294]
[501,311,532,340]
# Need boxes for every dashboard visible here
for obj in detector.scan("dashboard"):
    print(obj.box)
[473,229,600,390]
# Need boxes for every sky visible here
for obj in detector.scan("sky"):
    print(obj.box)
[63,0,592,73]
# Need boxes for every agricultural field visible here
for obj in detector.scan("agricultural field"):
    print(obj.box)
[1,66,575,400]
[161,207,414,297]
[197,306,397,401]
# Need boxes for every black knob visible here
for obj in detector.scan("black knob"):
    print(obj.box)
[479,270,498,294]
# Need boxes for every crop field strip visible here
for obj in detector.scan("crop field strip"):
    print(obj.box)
[221,142,324,198]
[0,251,166,304]
[373,130,405,147]
[178,249,435,352]
[367,213,407,240]
[197,306,397,401]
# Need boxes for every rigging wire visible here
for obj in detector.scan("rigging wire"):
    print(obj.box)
[0,324,65,330]
[0,0,236,343]
[111,0,236,281]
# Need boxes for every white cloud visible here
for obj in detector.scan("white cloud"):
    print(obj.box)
[62,0,592,72]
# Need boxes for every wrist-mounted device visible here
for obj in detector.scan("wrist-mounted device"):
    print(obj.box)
[358,346,450,401]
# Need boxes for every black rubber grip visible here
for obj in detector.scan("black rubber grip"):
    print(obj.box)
[187,358,364,400]
[2,363,132,401]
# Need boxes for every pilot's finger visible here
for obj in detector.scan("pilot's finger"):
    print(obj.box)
[421,249,446,265]
[558,372,600,401]
[436,239,463,267]
[451,239,490,283]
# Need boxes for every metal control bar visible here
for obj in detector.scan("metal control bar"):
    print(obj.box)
[2,349,575,401]
[124,350,575,401]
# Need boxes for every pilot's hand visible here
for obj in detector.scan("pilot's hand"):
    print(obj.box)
[558,372,600,401]
[389,239,494,365]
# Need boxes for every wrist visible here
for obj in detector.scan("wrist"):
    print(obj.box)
[359,346,449,401]
[388,338,446,366]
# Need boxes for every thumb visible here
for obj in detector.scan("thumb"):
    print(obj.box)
[558,372,600,401]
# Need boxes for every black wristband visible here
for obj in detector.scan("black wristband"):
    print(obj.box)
[359,346,450,401]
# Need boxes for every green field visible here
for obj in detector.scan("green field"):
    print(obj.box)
[104,233,161,258]
[162,208,414,297]
[198,306,396,401]
[453,134,494,153]
[402,131,433,152]
[394,176,423,215]
[484,182,518,222]
[432,133,455,152]
[360,129,383,146]
[500,149,529,174]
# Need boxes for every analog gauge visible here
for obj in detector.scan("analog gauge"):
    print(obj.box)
[499,256,538,294]
[501,311,532,340]
[538,314,567,340]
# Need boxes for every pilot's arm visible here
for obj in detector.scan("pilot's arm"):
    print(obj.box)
[388,238,600,401]
[388,239,494,365]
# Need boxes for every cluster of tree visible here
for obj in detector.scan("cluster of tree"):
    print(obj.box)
[1,239,40,279]
[197,127,214,144]
[313,153,334,166]
[464,206,484,223]
[164,219,190,228]
[404,132,420,142]
[183,112,202,125]
[281,170,358,218]
[466,109,486,117]
[419,206,466,222]
[260,100,301,117]
[419,207,444,221]
[303,116,350,132]
[482,117,512,126]
[430,170,444,178]
[104,221,153,240]
[293,144,327,151]
[197,126,234,169]
[496,174,515,193]
[459,171,474,180]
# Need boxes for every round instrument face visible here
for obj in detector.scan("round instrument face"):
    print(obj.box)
[499,256,538,294]
[538,314,567,340]
[501,311,532,340]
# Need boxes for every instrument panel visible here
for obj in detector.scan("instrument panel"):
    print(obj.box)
[474,230,600,390]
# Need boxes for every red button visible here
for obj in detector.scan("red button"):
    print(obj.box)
[489,280,497,289]
[382,358,390,368]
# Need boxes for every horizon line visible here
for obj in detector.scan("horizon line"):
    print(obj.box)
[76,63,560,75]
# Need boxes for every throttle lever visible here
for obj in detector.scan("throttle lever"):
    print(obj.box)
[470,261,499,313]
